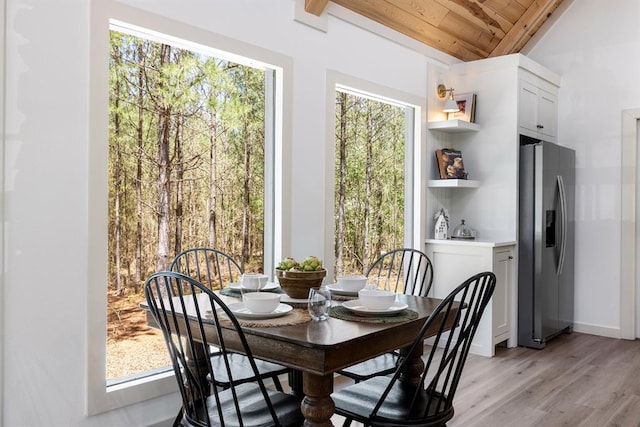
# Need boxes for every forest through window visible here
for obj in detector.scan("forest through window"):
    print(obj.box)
[107,30,269,381]
[106,30,412,384]
[334,89,407,276]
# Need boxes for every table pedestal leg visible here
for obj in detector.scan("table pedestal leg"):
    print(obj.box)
[288,369,304,398]
[399,340,425,386]
[301,372,334,427]
[185,341,210,398]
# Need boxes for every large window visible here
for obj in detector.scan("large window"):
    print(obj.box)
[334,88,409,275]
[107,29,270,382]
[88,7,287,414]
[332,82,420,276]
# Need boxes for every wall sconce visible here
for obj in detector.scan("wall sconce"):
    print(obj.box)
[437,84,460,113]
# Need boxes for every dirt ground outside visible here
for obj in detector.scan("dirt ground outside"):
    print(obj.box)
[107,290,171,380]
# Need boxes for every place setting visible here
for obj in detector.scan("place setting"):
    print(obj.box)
[216,273,309,327]
[221,273,283,298]
[325,274,366,300]
[329,276,417,323]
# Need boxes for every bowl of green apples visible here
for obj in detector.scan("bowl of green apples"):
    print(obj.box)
[275,256,327,299]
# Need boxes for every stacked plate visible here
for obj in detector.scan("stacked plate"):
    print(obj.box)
[227,302,293,319]
[341,300,408,317]
[226,281,281,292]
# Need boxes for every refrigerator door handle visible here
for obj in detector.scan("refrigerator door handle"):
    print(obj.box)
[557,175,568,275]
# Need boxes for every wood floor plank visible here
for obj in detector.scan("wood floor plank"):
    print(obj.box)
[449,332,640,427]
[332,332,640,427]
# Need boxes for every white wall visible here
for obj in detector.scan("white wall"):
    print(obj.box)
[4,0,639,425]
[525,0,640,336]
[2,0,441,425]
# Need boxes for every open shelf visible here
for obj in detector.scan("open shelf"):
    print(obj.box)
[428,179,480,188]
[428,120,480,133]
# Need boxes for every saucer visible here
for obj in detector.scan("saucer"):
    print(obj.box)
[226,281,280,292]
[326,283,360,296]
[227,302,293,319]
[341,300,408,317]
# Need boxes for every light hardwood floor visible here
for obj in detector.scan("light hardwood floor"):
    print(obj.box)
[332,332,640,427]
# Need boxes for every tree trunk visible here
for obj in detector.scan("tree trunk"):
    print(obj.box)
[135,40,144,292]
[362,103,373,274]
[113,42,123,296]
[335,92,348,276]
[156,43,172,272]
[241,119,250,271]
[174,112,184,256]
[208,110,218,249]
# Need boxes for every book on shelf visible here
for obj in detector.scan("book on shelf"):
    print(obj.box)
[435,148,468,179]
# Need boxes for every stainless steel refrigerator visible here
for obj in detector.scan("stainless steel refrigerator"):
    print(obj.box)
[518,137,575,349]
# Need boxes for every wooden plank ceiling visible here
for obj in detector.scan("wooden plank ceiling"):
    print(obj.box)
[305,0,564,62]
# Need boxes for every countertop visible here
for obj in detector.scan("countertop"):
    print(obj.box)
[425,238,517,248]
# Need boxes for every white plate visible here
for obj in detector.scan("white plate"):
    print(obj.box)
[226,281,280,292]
[280,294,309,305]
[228,302,293,319]
[342,300,408,317]
[326,283,360,296]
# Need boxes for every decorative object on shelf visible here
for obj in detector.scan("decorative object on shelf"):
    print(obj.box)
[437,84,460,114]
[452,219,476,240]
[434,208,450,240]
[436,148,468,179]
[448,92,477,123]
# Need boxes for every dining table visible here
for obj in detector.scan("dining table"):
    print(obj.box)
[144,288,458,427]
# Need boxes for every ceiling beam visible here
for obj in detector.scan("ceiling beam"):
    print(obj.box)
[331,0,487,61]
[490,0,563,57]
[305,0,330,16]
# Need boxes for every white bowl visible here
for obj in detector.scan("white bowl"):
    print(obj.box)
[358,289,396,310]
[337,275,367,292]
[241,273,269,290]
[242,292,281,313]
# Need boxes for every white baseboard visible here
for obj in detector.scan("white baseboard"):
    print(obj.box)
[572,322,622,339]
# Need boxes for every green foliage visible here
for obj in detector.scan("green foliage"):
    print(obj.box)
[334,91,406,274]
[108,31,267,290]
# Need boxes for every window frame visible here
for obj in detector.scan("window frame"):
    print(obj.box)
[88,2,291,414]
[324,71,427,275]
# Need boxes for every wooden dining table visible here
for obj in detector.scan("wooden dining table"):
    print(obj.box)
[145,291,457,427]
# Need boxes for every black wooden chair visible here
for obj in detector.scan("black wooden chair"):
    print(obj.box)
[145,271,304,427]
[338,248,434,382]
[332,271,496,427]
[170,248,290,392]
[170,247,244,291]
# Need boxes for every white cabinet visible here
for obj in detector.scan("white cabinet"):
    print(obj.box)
[425,240,516,357]
[519,78,558,141]
[427,55,561,241]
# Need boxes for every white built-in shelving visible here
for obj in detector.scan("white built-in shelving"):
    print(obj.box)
[427,179,480,188]
[427,119,480,133]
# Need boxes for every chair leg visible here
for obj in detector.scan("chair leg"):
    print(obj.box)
[172,406,183,427]
[342,418,353,427]
[272,375,284,392]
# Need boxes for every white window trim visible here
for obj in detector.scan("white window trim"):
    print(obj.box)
[324,70,428,272]
[87,1,292,415]
[0,0,5,423]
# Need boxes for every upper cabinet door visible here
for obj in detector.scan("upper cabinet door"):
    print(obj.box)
[537,89,558,140]
[519,81,539,134]
[519,79,558,142]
